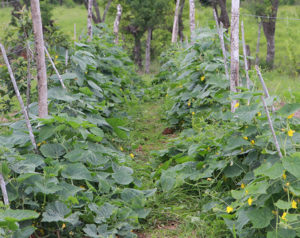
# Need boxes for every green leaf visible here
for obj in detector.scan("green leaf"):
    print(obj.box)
[40,143,66,158]
[247,181,269,195]
[254,161,284,179]
[61,163,93,181]
[88,203,115,224]
[274,200,292,209]
[83,224,112,238]
[112,166,133,185]
[246,207,273,228]
[282,153,300,178]
[42,201,79,225]
[267,228,296,238]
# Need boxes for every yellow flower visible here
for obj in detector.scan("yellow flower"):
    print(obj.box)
[251,140,255,145]
[201,76,205,81]
[248,197,253,206]
[234,102,240,109]
[288,113,295,119]
[241,183,245,189]
[187,101,191,107]
[282,172,287,180]
[243,136,248,140]
[120,146,124,152]
[55,55,58,59]
[257,112,261,117]
[37,142,42,147]
[62,223,66,229]
[207,147,210,151]
[130,153,134,159]
[226,206,233,213]
[207,178,212,181]
[282,212,287,221]
[192,112,195,116]
[245,189,249,195]
[288,129,295,137]
[286,182,290,187]
[292,200,297,209]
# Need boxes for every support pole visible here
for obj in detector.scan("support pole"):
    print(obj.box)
[0,43,37,151]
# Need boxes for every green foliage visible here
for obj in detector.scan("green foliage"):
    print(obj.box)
[153,28,300,237]
[0,27,152,238]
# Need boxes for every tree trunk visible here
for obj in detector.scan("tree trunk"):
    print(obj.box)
[87,0,93,42]
[30,0,48,118]
[113,4,122,44]
[178,0,185,42]
[133,35,142,70]
[230,0,240,113]
[255,20,262,66]
[189,0,195,40]
[26,43,32,112]
[262,21,276,68]
[218,0,230,30]
[59,0,62,6]
[261,0,278,68]
[145,28,152,74]
[93,0,101,23]
[102,0,113,23]
[172,0,181,43]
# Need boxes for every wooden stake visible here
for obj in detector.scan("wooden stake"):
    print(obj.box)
[0,43,37,151]
[241,21,250,92]
[261,96,283,158]
[230,0,240,113]
[255,20,262,66]
[65,49,68,67]
[26,42,32,112]
[113,4,122,44]
[172,0,181,43]
[0,174,8,206]
[189,0,195,40]
[31,0,48,118]
[74,23,76,42]
[87,0,93,42]
[213,9,229,80]
[255,65,275,113]
[44,47,66,89]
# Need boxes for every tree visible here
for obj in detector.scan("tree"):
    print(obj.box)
[120,0,171,70]
[248,0,279,68]
[87,0,93,41]
[84,0,113,24]
[199,0,230,31]
[172,0,181,43]
[30,0,48,118]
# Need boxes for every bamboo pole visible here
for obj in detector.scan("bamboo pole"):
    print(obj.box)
[261,96,283,158]
[241,21,250,92]
[0,174,8,206]
[213,9,229,80]
[255,65,275,113]
[44,47,66,89]
[230,0,240,113]
[0,43,37,151]
[255,20,262,66]
[113,4,122,44]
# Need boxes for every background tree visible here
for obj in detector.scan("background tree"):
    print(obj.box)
[119,0,171,70]
[246,0,279,68]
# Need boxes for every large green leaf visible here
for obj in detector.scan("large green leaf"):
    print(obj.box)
[40,143,66,158]
[254,161,284,179]
[246,207,273,228]
[42,201,79,225]
[282,153,300,178]
[274,200,291,209]
[61,163,93,181]
[277,103,300,117]
[88,203,115,224]
[112,166,133,185]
